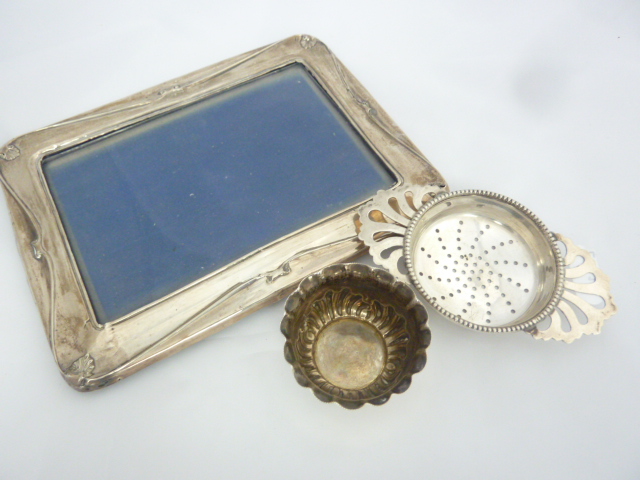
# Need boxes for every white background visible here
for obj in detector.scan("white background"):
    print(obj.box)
[1,1,639,479]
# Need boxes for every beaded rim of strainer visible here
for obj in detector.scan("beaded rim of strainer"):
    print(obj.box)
[403,190,566,333]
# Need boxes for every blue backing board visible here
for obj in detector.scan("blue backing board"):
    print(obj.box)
[44,63,395,324]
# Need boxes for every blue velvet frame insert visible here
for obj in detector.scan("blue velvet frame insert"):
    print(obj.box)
[43,63,395,324]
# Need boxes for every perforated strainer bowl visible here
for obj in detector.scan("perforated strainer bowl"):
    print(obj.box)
[404,190,565,332]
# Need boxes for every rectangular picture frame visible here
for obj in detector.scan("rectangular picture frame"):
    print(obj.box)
[0,34,446,390]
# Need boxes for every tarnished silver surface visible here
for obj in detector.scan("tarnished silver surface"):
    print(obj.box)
[0,35,446,391]
[281,263,430,409]
[360,187,616,341]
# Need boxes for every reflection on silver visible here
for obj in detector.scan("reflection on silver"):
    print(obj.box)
[529,234,617,343]
[281,263,430,409]
[405,190,564,333]
[360,188,616,341]
[358,183,447,283]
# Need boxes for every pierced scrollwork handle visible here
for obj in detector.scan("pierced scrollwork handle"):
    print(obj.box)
[358,184,447,283]
[529,234,617,343]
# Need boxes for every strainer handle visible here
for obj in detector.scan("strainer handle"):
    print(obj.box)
[527,233,617,343]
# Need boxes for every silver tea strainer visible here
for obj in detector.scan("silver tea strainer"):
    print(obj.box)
[403,191,563,332]
[359,186,617,343]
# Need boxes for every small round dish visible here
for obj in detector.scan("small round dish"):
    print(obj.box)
[281,263,430,409]
[404,190,565,332]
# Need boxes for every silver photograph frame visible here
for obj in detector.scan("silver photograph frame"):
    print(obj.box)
[0,34,446,391]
